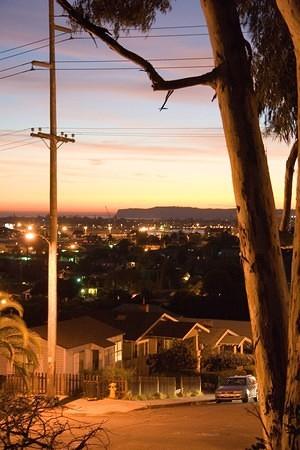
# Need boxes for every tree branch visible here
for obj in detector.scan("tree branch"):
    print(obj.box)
[56,0,220,91]
[279,139,298,233]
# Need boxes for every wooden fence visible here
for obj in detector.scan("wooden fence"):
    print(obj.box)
[0,373,201,398]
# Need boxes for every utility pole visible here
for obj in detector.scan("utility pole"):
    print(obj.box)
[31,0,74,397]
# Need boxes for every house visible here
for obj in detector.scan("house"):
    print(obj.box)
[195,319,252,354]
[140,320,210,372]
[94,310,178,374]
[31,316,123,374]
[95,310,210,374]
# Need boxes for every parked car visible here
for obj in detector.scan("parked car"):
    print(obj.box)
[215,375,258,403]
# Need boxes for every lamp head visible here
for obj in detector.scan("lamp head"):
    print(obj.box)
[25,232,36,241]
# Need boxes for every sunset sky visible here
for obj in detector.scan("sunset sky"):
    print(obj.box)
[0,0,292,216]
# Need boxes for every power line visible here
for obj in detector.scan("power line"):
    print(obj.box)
[55,57,213,63]
[34,127,224,130]
[127,25,207,30]
[0,62,31,73]
[0,34,64,55]
[52,20,208,30]
[0,137,32,148]
[0,36,71,63]
[0,140,40,152]
[74,33,209,40]
[0,57,214,75]
[74,133,225,137]
[0,69,33,80]
[0,128,30,137]
[0,26,207,57]
[34,65,214,72]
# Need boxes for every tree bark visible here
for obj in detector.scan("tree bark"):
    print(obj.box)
[200,1,289,448]
[279,140,298,233]
[275,2,300,448]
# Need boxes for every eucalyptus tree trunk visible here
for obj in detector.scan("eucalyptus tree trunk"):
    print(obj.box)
[200,1,289,448]
[279,140,298,233]
[275,2,300,448]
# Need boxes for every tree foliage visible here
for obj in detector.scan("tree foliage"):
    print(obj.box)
[238,0,297,142]
[73,0,172,36]
[0,294,40,378]
[147,341,197,375]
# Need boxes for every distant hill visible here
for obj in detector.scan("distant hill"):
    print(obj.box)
[115,207,238,221]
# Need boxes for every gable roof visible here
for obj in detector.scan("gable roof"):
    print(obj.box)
[218,334,252,346]
[199,327,238,347]
[141,321,208,341]
[176,317,252,340]
[199,319,252,339]
[31,316,123,349]
[93,310,177,341]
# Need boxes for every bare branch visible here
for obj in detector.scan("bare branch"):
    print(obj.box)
[159,90,174,111]
[56,0,220,91]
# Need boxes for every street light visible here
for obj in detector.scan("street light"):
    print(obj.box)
[25,231,56,396]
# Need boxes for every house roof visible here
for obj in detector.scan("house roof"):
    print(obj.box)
[31,316,123,349]
[93,310,177,341]
[218,334,252,346]
[142,321,208,340]
[199,319,252,339]
[199,327,238,347]
[177,317,252,340]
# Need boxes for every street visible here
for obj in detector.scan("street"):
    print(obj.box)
[65,402,262,450]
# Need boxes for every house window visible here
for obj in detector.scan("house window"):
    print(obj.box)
[104,348,115,367]
[92,349,99,371]
[74,351,85,373]
[164,339,172,350]
[88,288,97,296]
[78,351,85,373]
[157,339,163,353]
[115,341,122,362]
[138,341,149,357]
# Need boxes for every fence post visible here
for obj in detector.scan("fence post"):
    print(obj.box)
[156,376,159,393]
[139,376,142,396]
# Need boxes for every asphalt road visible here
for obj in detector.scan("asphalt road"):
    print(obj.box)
[66,402,263,450]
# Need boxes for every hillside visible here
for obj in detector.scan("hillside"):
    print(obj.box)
[115,207,238,221]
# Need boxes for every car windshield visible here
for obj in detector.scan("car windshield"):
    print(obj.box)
[224,377,246,386]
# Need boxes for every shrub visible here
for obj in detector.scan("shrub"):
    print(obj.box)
[147,341,197,375]
[202,351,255,372]
[0,395,108,448]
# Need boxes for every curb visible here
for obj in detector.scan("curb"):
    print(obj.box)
[143,398,215,410]
[62,396,216,416]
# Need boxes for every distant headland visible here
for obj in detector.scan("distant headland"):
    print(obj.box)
[115,207,238,220]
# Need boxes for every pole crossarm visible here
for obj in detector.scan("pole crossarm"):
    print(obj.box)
[32,60,52,69]
[54,24,72,33]
[30,131,75,143]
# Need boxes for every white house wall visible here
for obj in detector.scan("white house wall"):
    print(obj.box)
[36,338,66,373]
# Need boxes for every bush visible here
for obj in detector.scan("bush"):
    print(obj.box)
[85,366,135,382]
[147,341,197,375]
[0,395,108,448]
[202,351,255,372]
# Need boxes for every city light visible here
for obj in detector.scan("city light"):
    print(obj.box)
[25,232,36,241]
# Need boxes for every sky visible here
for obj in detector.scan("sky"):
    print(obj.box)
[0,0,293,216]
